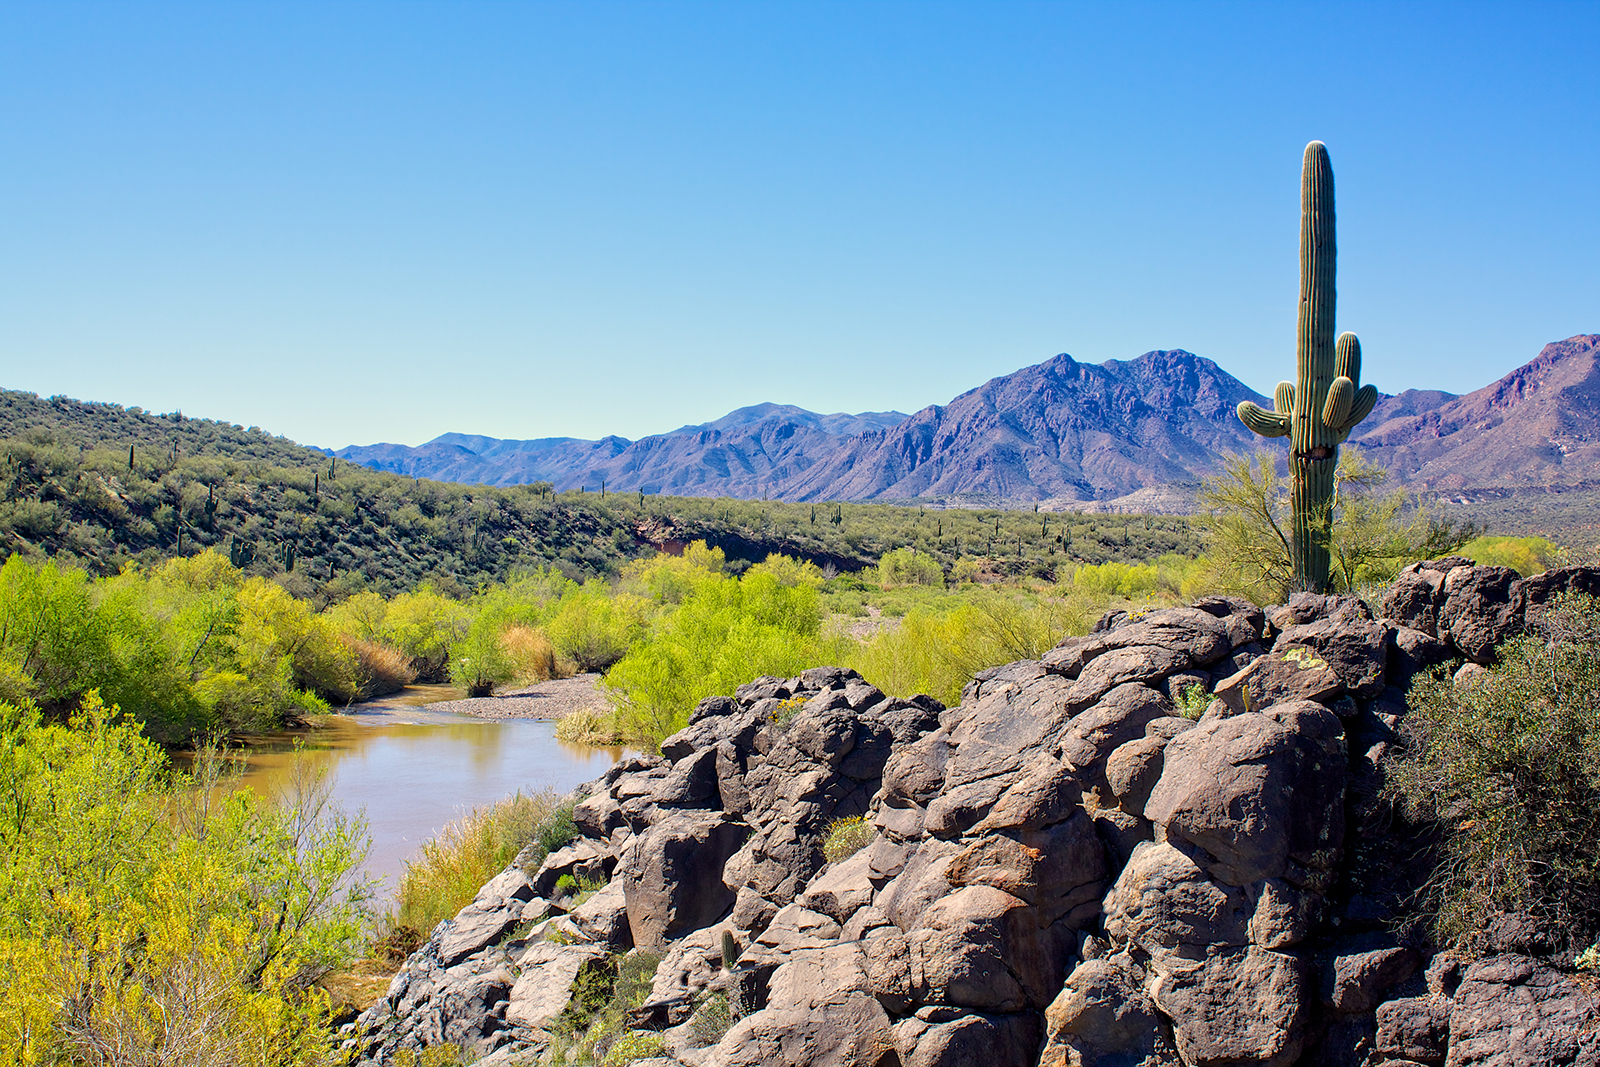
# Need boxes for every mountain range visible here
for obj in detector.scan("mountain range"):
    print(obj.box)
[336,334,1600,508]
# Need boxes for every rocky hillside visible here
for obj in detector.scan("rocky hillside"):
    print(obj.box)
[1354,334,1600,490]
[337,336,1600,507]
[349,561,1600,1067]
[337,406,912,495]
[338,350,1288,504]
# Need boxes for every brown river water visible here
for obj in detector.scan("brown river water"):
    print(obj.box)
[213,685,634,896]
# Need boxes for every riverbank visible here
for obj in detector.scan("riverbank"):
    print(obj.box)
[414,672,615,721]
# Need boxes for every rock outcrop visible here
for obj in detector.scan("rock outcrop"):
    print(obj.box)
[351,563,1600,1067]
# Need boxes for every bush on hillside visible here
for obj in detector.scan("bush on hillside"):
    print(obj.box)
[1456,534,1566,576]
[1387,595,1600,950]
[877,547,944,588]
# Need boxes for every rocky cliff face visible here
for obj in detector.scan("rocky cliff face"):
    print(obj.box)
[350,563,1600,1067]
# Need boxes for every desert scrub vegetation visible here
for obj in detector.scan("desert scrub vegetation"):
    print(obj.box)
[839,585,1098,708]
[822,815,874,864]
[1452,534,1567,576]
[0,691,373,1065]
[0,387,1216,600]
[602,547,843,741]
[383,790,577,955]
[0,550,371,741]
[1387,595,1600,952]
[1197,450,1483,602]
[544,949,664,1066]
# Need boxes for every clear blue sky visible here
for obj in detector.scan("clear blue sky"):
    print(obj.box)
[2,1,1595,449]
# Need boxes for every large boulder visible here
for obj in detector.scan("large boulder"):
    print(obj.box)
[907,884,1074,1013]
[1040,954,1171,1067]
[1381,558,1470,637]
[1440,564,1522,664]
[1446,954,1600,1067]
[623,811,749,949]
[709,941,899,1067]
[1103,841,1251,954]
[1144,701,1346,887]
[1149,947,1313,1067]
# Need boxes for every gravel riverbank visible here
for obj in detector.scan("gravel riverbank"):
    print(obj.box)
[419,673,614,721]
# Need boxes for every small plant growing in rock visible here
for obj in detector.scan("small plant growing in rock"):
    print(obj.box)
[1577,945,1600,972]
[773,694,807,727]
[601,1031,667,1065]
[822,815,874,864]
[690,991,734,1047]
[551,950,663,1065]
[1176,684,1210,721]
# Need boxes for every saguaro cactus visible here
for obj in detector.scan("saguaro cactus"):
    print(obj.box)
[1237,141,1378,593]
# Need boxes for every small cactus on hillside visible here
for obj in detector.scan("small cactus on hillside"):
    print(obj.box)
[1236,141,1378,592]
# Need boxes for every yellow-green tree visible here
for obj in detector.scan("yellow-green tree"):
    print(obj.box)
[0,692,371,1065]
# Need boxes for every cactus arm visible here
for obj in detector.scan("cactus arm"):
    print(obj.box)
[1274,381,1295,415]
[1334,384,1379,442]
[1238,401,1290,438]
[1335,332,1361,383]
[1345,383,1378,428]
[1324,377,1354,428]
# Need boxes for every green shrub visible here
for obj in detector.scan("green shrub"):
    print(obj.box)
[605,569,834,742]
[844,590,1090,707]
[877,547,944,588]
[1073,560,1158,597]
[550,949,664,1066]
[449,612,516,696]
[1457,534,1566,576]
[689,992,734,1047]
[1175,684,1210,720]
[1386,595,1600,950]
[548,586,650,673]
[0,692,372,1064]
[602,1031,667,1065]
[822,815,874,864]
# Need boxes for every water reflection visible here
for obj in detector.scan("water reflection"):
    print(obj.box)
[210,697,633,897]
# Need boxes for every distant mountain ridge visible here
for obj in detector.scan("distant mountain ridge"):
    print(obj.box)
[336,336,1600,505]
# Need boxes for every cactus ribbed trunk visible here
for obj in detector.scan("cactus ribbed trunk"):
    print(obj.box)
[1235,142,1379,595]
[1291,142,1338,592]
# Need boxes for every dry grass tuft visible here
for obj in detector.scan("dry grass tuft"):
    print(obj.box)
[384,788,572,942]
[346,637,418,699]
[554,707,625,746]
[500,625,568,683]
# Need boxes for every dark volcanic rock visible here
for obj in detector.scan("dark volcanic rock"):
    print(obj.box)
[355,568,1600,1067]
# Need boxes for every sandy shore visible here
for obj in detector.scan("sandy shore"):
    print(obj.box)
[421,673,615,722]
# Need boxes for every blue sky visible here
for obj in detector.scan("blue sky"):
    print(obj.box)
[2,1,1595,449]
